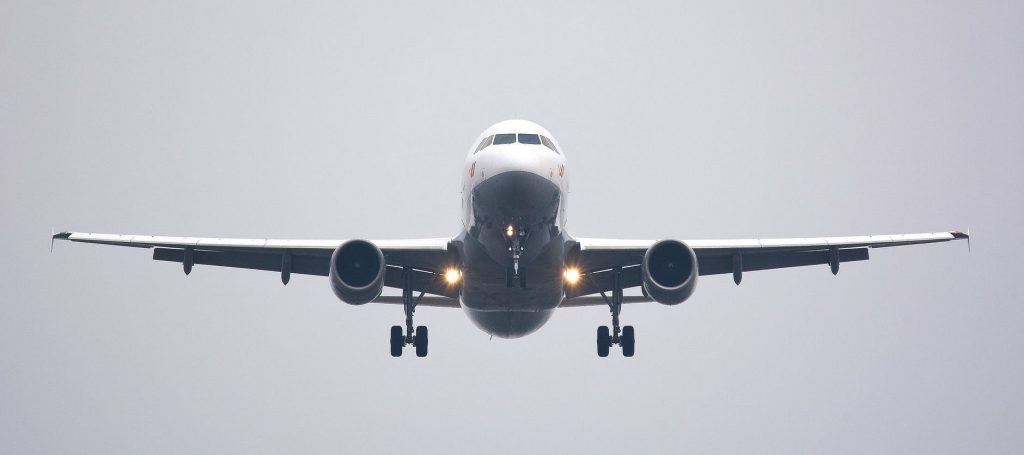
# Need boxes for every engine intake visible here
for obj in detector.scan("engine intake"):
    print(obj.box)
[330,239,385,305]
[642,239,698,305]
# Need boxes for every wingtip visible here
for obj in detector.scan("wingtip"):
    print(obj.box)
[951,229,970,253]
[51,230,72,253]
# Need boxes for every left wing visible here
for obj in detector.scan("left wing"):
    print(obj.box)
[52,231,458,298]
[567,231,969,299]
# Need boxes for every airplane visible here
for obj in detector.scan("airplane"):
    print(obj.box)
[52,119,969,357]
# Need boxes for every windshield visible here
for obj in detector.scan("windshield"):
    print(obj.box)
[474,135,493,153]
[540,135,558,153]
[517,134,541,145]
[478,132,558,152]
[493,134,517,145]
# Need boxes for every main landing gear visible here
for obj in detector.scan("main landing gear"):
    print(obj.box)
[390,267,428,357]
[597,266,635,357]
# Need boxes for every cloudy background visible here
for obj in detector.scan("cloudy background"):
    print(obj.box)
[2,1,1021,453]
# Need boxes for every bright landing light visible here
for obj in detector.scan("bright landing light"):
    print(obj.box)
[445,268,462,284]
[563,267,581,285]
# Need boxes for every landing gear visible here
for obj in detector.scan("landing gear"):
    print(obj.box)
[621,325,635,357]
[414,326,428,357]
[597,326,611,357]
[390,325,404,357]
[506,224,528,288]
[390,267,429,357]
[596,266,636,357]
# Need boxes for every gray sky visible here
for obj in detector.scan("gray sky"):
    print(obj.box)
[2,1,1022,453]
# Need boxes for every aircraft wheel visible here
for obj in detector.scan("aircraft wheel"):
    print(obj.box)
[414,326,429,357]
[621,326,635,357]
[597,326,611,357]
[390,325,404,357]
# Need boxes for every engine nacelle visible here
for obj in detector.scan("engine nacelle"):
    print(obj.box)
[642,239,699,305]
[329,239,386,305]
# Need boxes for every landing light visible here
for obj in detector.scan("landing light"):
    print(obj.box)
[445,268,462,284]
[506,225,515,237]
[563,267,581,285]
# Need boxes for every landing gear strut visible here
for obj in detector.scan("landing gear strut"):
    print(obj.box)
[506,224,527,288]
[597,266,635,357]
[390,266,428,357]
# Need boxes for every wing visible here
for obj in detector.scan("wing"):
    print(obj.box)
[52,231,458,299]
[567,231,969,299]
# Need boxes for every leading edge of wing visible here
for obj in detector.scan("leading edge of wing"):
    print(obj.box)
[51,231,451,253]
[576,230,968,253]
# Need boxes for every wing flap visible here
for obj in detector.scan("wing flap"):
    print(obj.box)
[560,295,653,307]
[153,248,330,276]
[383,265,459,299]
[697,248,869,276]
[566,265,643,299]
[371,295,461,308]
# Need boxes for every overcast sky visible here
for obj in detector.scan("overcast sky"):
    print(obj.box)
[2,1,1022,453]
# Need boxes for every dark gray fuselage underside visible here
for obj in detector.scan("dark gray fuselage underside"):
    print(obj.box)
[459,171,569,338]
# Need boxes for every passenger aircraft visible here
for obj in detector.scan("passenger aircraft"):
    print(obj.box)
[53,120,968,357]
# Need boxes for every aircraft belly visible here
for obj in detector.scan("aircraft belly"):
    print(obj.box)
[458,170,569,338]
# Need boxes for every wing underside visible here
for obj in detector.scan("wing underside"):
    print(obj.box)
[567,231,968,300]
[53,230,968,307]
[53,231,457,298]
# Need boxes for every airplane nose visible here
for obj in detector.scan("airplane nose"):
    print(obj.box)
[473,170,560,218]
[475,144,557,181]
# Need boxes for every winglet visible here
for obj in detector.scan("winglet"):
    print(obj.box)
[951,229,970,253]
[51,230,72,252]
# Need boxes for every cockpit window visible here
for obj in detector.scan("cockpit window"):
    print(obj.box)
[540,135,558,153]
[493,133,517,145]
[479,132,560,153]
[517,134,541,145]
[475,135,493,153]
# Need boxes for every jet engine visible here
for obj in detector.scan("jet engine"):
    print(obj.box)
[641,239,699,305]
[329,239,386,305]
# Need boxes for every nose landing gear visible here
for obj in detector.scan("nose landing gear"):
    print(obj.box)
[596,266,635,357]
[390,266,429,357]
[505,224,528,289]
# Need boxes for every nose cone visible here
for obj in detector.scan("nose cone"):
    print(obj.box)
[472,170,560,218]
[474,143,559,182]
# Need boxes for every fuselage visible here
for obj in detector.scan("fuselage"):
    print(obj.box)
[456,120,571,338]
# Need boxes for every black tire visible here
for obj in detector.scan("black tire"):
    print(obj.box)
[390,325,403,357]
[621,325,635,357]
[415,325,429,357]
[597,326,611,357]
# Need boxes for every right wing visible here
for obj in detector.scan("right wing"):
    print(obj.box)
[52,231,459,299]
